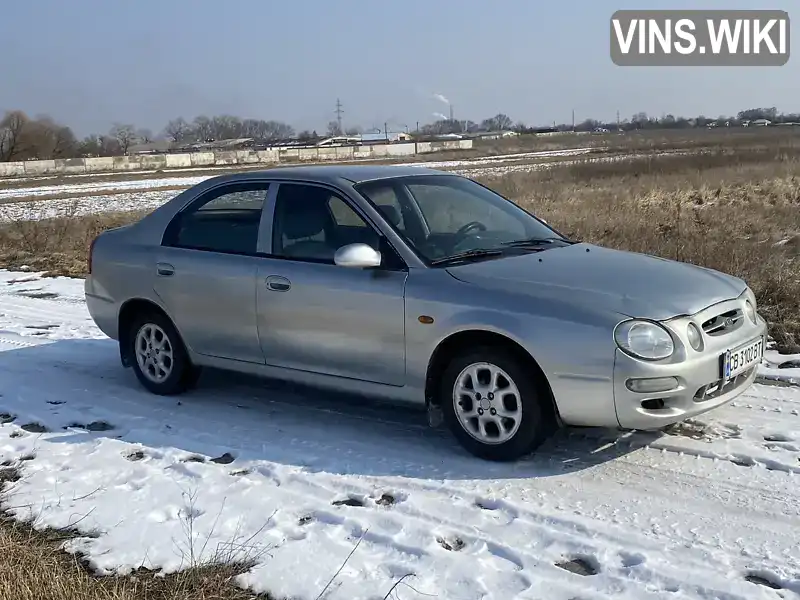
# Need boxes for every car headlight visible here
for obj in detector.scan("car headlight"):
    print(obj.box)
[686,322,704,352]
[739,288,758,324]
[614,320,675,361]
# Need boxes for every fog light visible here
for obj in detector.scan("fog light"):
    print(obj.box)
[641,398,666,410]
[687,322,704,352]
[744,300,756,324]
[626,377,679,393]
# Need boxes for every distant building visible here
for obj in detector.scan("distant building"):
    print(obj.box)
[186,138,255,151]
[469,130,519,140]
[750,119,772,127]
[128,140,173,155]
[315,131,411,147]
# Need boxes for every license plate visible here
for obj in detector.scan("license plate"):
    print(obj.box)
[721,336,764,379]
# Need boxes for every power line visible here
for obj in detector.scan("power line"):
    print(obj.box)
[335,98,344,133]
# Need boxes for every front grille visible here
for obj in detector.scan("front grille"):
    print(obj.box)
[701,308,744,336]
[694,366,755,402]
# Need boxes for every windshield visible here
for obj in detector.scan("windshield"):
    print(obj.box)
[354,174,568,265]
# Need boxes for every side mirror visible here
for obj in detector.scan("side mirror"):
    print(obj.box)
[334,243,382,268]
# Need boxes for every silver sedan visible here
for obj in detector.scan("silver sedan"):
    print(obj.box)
[85,165,768,461]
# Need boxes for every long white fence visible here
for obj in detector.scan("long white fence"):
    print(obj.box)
[0,139,474,178]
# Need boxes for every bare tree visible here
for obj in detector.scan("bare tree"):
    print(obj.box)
[30,115,78,158]
[326,121,343,137]
[0,110,31,161]
[136,128,154,144]
[192,115,213,142]
[163,117,190,144]
[109,123,137,154]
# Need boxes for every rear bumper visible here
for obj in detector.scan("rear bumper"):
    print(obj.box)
[84,277,118,340]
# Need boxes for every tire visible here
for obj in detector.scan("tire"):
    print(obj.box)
[439,346,554,461]
[128,311,198,395]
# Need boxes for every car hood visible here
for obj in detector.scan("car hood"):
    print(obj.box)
[446,243,746,321]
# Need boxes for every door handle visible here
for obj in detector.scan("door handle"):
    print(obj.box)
[265,275,291,292]
[156,262,175,277]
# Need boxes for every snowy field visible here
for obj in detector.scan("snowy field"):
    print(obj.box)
[0,148,686,224]
[0,148,600,213]
[1,269,799,599]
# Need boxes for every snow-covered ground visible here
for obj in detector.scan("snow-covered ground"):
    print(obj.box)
[0,189,181,222]
[0,149,668,223]
[0,269,799,599]
[0,175,210,201]
[0,148,598,203]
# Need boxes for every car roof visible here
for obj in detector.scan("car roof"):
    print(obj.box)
[204,164,453,186]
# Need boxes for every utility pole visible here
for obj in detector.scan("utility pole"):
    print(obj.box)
[617,110,620,130]
[572,109,575,132]
[335,98,344,134]
[384,121,389,141]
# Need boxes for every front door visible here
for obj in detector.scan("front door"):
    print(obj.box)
[154,182,271,364]
[256,182,407,385]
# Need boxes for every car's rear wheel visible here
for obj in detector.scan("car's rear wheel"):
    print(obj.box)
[129,311,198,395]
[439,347,554,461]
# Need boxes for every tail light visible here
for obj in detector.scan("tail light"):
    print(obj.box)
[88,235,100,274]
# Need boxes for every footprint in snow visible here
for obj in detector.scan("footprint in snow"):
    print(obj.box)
[16,290,59,299]
[763,432,794,443]
[20,422,48,433]
[124,450,145,462]
[6,276,40,284]
[375,493,396,506]
[66,421,115,432]
[0,413,15,424]
[331,496,365,508]
[745,571,783,590]
[181,455,207,463]
[436,535,466,552]
[210,452,235,464]
[556,556,600,576]
[619,551,646,568]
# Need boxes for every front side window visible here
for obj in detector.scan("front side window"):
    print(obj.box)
[164,183,269,255]
[356,175,566,264]
[271,183,380,263]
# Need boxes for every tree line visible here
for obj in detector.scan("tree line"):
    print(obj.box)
[0,107,796,162]
[424,107,800,136]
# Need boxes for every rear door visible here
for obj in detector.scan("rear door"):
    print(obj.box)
[153,181,272,364]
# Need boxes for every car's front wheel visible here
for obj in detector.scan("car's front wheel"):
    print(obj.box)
[439,347,554,461]
[129,311,198,395]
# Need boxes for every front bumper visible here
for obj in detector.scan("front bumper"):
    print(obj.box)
[613,298,768,430]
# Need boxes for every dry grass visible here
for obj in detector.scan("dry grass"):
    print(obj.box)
[0,145,798,351]
[483,149,800,351]
[0,466,272,600]
[0,207,147,276]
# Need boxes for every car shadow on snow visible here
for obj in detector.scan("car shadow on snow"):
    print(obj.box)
[0,338,661,481]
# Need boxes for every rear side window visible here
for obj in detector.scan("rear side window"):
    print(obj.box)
[163,183,270,255]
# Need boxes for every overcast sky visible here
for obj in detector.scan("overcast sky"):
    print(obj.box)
[2,0,796,136]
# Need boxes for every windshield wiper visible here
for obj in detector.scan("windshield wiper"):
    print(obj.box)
[500,236,578,247]
[429,248,505,266]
